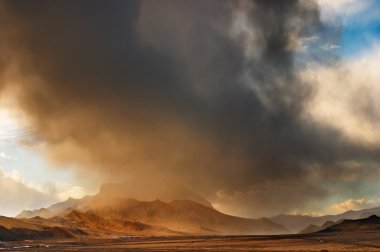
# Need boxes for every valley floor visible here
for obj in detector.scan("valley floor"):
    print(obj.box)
[2,232,380,251]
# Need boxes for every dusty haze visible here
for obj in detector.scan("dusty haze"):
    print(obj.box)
[0,0,379,218]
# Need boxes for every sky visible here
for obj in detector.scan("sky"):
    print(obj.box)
[0,0,379,218]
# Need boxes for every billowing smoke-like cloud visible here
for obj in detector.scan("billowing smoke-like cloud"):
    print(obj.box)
[0,0,378,217]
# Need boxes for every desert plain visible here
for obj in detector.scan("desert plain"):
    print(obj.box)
[2,232,380,252]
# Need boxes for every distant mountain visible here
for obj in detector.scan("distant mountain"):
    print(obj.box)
[13,183,288,235]
[271,207,380,233]
[298,220,337,234]
[320,215,380,233]
[47,196,91,213]
[16,208,54,219]
[16,180,213,219]
[17,196,90,219]
[78,196,288,235]
[15,182,287,235]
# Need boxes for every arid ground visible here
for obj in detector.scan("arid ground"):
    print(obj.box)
[2,232,380,251]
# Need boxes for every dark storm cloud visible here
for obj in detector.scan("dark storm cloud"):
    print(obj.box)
[0,0,378,217]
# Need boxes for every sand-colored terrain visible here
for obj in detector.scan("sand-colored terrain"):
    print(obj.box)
[2,232,380,251]
[3,215,380,251]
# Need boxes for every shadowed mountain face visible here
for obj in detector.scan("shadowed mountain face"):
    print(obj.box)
[320,215,380,233]
[0,225,75,241]
[0,225,18,241]
[0,215,79,241]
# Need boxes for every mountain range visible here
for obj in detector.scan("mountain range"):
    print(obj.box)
[6,182,380,242]
[1,183,288,241]
[271,206,380,233]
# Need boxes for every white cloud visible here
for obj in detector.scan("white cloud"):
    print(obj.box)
[0,89,30,142]
[320,43,340,51]
[330,198,380,212]
[317,0,380,26]
[300,44,380,147]
[318,0,371,15]
[0,152,17,160]
[0,167,56,216]
[288,35,320,53]
[0,167,86,216]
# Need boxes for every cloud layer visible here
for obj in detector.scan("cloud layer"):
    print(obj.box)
[0,0,378,217]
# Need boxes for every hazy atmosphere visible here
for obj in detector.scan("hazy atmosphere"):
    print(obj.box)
[0,0,379,221]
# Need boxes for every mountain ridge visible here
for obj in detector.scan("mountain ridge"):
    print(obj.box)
[271,206,380,233]
[77,196,288,235]
[319,215,380,233]
[13,186,287,237]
